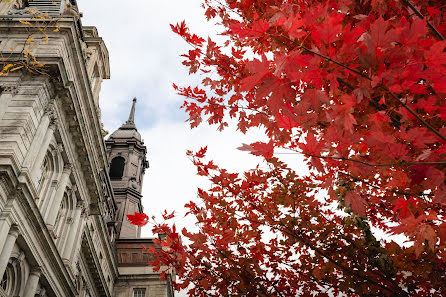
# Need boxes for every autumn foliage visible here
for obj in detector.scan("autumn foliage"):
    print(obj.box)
[131,0,446,296]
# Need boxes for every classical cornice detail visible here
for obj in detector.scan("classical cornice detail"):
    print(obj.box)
[0,84,18,95]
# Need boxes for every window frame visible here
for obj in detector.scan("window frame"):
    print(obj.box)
[109,156,126,180]
[133,288,146,297]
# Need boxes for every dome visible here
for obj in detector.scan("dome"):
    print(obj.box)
[107,98,142,141]
[109,127,141,141]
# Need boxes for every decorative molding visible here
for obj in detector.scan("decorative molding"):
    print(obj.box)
[5,0,29,15]
[76,199,84,209]
[15,250,25,264]
[7,185,23,201]
[48,120,58,131]
[30,266,42,277]
[12,0,28,10]
[56,144,64,154]
[8,224,20,239]
[0,84,18,95]
[0,176,14,198]
[81,203,89,218]
[44,102,55,116]
[63,163,72,174]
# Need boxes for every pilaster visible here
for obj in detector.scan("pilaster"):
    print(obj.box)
[45,163,72,227]
[23,267,42,297]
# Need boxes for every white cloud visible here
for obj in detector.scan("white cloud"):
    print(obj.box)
[81,0,211,128]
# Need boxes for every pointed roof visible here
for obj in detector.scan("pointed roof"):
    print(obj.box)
[108,98,142,141]
[121,97,137,129]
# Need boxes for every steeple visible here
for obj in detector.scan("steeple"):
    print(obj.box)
[108,98,142,141]
[105,98,149,239]
[122,97,137,128]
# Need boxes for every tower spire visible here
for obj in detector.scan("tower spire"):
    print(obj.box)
[122,98,137,128]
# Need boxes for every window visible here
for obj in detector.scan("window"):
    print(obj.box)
[133,288,146,297]
[37,157,49,190]
[109,157,125,179]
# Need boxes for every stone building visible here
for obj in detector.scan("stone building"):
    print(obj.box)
[0,1,174,296]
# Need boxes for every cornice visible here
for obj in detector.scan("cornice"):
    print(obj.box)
[81,228,112,297]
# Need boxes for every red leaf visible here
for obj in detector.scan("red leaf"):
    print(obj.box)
[302,89,329,110]
[195,146,208,158]
[251,19,270,37]
[300,132,323,155]
[162,210,176,220]
[127,212,149,227]
[439,222,446,246]
[238,141,274,159]
[230,19,269,38]
[392,198,412,218]
[425,40,446,72]
[240,56,269,92]
[433,187,446,204]
[345,192,367,216]
[414,224,437,257]
[275,112,297,129]
[344,112,357,134]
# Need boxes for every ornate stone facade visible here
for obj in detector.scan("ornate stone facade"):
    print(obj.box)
[0,1,174,296]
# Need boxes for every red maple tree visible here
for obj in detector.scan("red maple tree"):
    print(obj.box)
[130,0,446,295]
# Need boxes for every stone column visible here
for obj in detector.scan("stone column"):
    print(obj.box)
[71,209,87,266]
[23,267,42,297]
[0,210,12,254]
[45,164,71,227]
[30,121,58,182]
[21,110,52,171]
[0,225,19,277]
[62,203,82,260]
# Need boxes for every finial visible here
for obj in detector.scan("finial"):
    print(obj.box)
[125,97,137,126]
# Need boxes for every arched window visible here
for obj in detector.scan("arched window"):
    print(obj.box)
[109,157,125,180]
[1,264,14,295]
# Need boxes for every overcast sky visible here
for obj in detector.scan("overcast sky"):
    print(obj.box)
[79,0,281,236]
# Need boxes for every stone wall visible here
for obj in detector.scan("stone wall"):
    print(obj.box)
[0,3,117,296]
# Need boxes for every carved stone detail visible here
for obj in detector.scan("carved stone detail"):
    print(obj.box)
[13,0,28,9]
[63,163,73,174]
[56,144,64,154]
[1,84,18,95]
[6,1,30,16]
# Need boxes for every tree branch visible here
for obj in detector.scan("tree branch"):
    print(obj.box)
[402,0,445,40]
[281,148,446,167]
[339,171,434,198]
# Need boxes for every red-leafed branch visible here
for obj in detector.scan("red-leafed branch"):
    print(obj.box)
[402,0,445,40]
